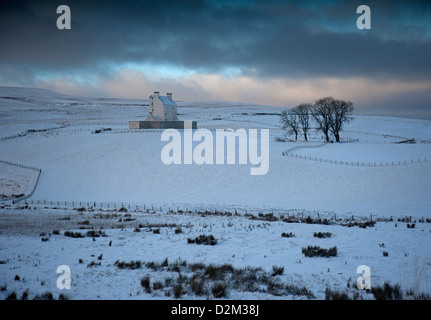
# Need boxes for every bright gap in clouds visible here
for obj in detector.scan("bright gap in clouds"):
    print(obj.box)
[32,64,431,119]
[115,62,196,82]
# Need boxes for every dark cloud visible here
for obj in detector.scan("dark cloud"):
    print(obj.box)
[0,0,430,87]
[243,26,431,80]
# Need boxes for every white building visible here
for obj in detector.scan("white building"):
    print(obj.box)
[129,91,196,129]
[146,92,177,121]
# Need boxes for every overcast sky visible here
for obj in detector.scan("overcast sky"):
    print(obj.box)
[1,0,431,118]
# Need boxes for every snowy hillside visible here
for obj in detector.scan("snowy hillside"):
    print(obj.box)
[1,86,430,218]
[1,86,430,300]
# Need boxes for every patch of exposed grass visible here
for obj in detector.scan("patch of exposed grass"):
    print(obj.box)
[115,260,142,270]
[372,282,403,300]
[281,232,295,238]
[313,232,332,239]
[325,288,351,300]
[87,261,101,268]
[131,259,313,299]
[271,265,284,276]
[33,292,54,300]
[173,283,183,299]
[341,220,375,229]
[141,276,151,293]
[302,246,337,258]
[187,234,217,245]
[64,231,85,238]
[86,229,107,238]
[211,282,228,298]
[5,291,17,300]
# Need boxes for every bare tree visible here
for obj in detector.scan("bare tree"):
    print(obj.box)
[293,103,312,141]
[280,109,300,140]
[311,97,354,142]
[311,97,333,142]
[329,99,354,142]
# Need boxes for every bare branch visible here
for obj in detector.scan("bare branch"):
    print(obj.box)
[280,109,300,140]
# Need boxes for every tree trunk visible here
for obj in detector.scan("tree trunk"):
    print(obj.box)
[335,132,340,142]
[304,131,308,141]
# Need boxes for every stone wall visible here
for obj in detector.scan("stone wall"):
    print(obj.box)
[129,121,197,129]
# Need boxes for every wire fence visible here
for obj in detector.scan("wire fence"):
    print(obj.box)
[0,159,42,172]
[98,128,166,134]
[284,152,428,167]
[71,121,128,126]
[0,124,69,141]
[14,199,151,210]
[353,140,414,144]
[282,142,328,156]
[344,130,411,140]
[11,199,404,224]
[281,143,429,167]
[5,199,338,219]
[283,152,430,168]
[11,199,257,216]
[93,128,235,134]
[0,132,28,141]
[0,159,42,203]
[11,170,42,203]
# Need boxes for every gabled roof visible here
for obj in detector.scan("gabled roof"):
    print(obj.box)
[159,96,177,106]
[145,114,162,121]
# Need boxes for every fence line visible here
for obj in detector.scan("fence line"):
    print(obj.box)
[280,143,429,167]
[12,199,253,216]
[11,169,42,204]
[339,138,360,143]
[282,142,328,157]
[0,123,132,140]
[344,130,411,140]
[352,140,413,144]
[12,199,402,225]
[0,132,27,141]
[2,125,279,138]
[0,159,42,204]
[71,122,128,127]
[0,159,42,172]
[8,199,346,220]
[93,128,233,134]
[98,129,165,134]
[284,153,428,167]
[0,124,69,141]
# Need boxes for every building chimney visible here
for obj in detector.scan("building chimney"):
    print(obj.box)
[167,92,172,100]
[154,91,159,98]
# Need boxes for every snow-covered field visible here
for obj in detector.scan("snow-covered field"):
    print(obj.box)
[0,162,39,200]
[0,86,430,300]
